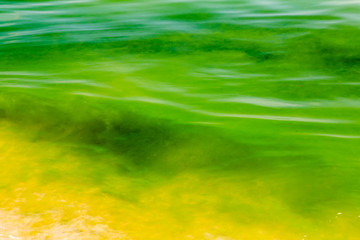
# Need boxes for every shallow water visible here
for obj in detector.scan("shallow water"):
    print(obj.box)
[0,0,360,239]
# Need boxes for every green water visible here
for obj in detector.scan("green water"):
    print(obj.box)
[0,0,360,239]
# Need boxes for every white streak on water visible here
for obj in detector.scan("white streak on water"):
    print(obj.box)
[194,110,351,123]
[238,10,327,18]
[262,76,335,82]
[212,96,360,109]
[0,13,20,22]
[214,96,302,108]
[72,92,352,124]
[0,0,94,9]
[322,82,360,86]
[309,133,360,139]
[0,84,42,89]
[324,0,360,5]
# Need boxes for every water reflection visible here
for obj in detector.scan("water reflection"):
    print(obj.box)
[1,0,359,47]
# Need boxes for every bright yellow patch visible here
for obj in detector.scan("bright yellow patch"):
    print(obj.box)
[0,121,358,239]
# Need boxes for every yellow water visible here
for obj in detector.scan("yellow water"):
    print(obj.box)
[0,120,358,239]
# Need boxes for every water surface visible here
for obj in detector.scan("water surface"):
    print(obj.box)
[0,0,360,239]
